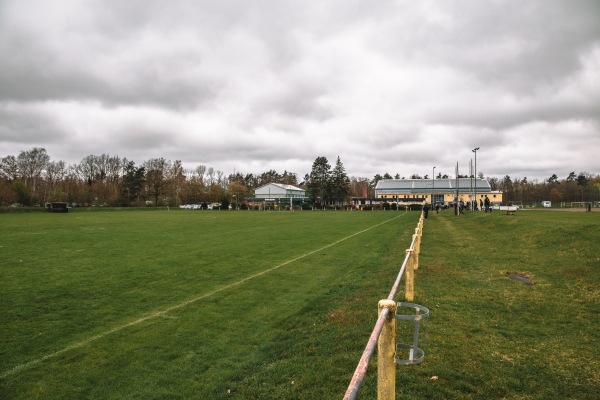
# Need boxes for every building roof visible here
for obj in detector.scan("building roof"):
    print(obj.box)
[375,178,492,192]
[256,183,304,192]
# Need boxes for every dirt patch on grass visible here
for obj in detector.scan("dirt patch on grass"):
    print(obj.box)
[505,271,534,286]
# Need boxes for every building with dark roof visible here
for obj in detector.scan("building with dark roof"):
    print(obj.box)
[374,178,503,207]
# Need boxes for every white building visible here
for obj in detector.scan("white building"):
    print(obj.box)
[254,183,305,199]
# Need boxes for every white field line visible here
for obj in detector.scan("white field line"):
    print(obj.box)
[1,213,405,379]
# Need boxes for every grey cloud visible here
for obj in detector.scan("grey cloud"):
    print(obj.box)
[0,0,599,181]
[254,80,336,121]
[374,1,600,94]
[0,30,220,109]
[0,104,68,145]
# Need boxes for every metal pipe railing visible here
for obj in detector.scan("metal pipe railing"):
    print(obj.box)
[343,308,389,400]
[343,212,425,399]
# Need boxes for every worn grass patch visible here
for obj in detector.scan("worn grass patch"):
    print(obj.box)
[505,271,534,286]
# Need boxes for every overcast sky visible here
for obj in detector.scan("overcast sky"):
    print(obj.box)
[1,0,599,182]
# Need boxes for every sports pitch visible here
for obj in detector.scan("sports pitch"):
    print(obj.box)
[1,209,598,399]
[1,210,419,399]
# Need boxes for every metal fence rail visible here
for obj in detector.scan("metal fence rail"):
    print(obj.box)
[343,212,425,400]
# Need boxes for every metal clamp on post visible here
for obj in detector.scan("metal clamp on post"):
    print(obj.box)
[395,302,430,365]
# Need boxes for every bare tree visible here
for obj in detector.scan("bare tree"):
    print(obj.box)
[144,158,171,205]
[44,160,67,201]
[17,147,50,197]
[0,155,19,181]
[169,160,185,205]
[195,165,207,182]
[77,155,97,186]
[206,167,215,185]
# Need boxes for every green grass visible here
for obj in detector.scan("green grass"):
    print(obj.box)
[1,209,598,399]
[408,209,599,399]
[0,209,417,399]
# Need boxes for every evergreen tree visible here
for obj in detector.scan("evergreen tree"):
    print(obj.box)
[306,156,331,205]
[330,156,350,204]
[371,174,383,186]
[122,161,145,205]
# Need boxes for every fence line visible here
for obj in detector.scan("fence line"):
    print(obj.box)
[343,212,425,400]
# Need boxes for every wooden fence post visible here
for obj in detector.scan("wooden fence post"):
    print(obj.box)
[405,249,414,302]
[412,234,419,270]
[377,299,397,400]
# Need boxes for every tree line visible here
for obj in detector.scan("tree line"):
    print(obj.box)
[0,148,355,207]
[1,147,598,207]
[488,173,599,205]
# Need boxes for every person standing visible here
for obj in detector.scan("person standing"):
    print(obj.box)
[423,203,430,219]
[484,196,490,213]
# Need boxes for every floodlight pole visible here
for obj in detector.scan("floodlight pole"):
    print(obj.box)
[470,159,473,211]
[432,166,436,206]
[455,162,459,216]
[472,147,479,209]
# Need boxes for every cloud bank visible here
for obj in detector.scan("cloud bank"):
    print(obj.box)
[1,0,599,181]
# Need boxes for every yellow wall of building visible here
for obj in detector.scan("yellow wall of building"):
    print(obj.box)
[376,191,503,204]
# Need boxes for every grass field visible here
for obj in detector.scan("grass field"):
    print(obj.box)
[1,209,418,399]
[1,208,598,399]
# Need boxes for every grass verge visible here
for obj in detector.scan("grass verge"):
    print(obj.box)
[403,209,599,399]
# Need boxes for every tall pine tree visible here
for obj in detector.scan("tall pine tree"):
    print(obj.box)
[331,156,350,204]
[306,156,331,206]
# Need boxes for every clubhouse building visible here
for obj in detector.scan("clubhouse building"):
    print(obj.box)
[374,178,503,207]
[245,183,308,208]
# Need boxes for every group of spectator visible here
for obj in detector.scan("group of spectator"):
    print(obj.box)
[422,195,492,219]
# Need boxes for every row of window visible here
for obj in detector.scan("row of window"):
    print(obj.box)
[379,193,498,199]
[379,194,427,199]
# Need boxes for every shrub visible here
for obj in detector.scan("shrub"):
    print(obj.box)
[12,181,31,206]
[220,198,230,210]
